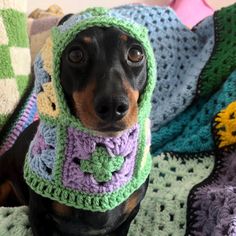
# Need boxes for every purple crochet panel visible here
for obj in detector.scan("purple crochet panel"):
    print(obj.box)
[229,218,236,236]
[28,123,56,180]
[62,124,139,194]
[31,133,49,155]
[188,149,236,236]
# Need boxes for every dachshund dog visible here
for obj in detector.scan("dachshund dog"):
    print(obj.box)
[0,16,149,236]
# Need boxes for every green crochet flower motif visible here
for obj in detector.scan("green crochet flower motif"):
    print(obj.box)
[86,7,108,16]
[80,147,124,183]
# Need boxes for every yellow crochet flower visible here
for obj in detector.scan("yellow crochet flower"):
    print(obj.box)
[214,101,236,148]
[37,82,59,118]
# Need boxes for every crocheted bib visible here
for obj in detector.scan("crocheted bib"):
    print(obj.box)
[24,7,156,212]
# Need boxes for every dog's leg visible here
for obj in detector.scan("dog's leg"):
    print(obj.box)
[29,189,59,236]
[0,121,39,206]
[110,203,140,236]
[0,181,12,205]
[0,152,21,206]
[110,178,149,236]
[0,153,10,205]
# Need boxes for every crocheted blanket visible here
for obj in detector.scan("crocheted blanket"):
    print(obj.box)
[0,0,31,130]
[1,3,236,236]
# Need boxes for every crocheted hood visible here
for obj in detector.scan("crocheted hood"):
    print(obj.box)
[24,7,156,212]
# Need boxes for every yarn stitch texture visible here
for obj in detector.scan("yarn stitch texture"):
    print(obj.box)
[214,101,236,149]
[0,0,35,153]
[129,152,214,236]
[0,3,31,129]
[197,4,236,97]
[187,146,236,235]
[2,3,236,235]
[80,147,124,183]
[24,7,156,212]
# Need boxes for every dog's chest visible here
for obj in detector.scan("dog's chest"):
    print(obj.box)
[24,121,152,211]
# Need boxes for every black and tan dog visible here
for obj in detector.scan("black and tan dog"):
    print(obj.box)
[0,16,150,236]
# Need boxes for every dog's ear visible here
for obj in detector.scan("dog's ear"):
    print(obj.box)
[57,14,74,26]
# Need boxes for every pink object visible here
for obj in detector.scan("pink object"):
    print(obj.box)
[170,0,214,28]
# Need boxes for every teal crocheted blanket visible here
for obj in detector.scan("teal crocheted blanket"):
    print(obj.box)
[1,3,236,236]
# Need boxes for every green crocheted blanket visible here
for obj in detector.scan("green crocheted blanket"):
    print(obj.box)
[0,0,31,130]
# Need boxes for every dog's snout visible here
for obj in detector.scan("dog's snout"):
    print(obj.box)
[95,96,129,121]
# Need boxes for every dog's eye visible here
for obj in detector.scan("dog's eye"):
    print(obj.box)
[128,46,144,63]
[68,49,85,64]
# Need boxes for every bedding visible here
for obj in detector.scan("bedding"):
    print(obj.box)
[0,3,236,236]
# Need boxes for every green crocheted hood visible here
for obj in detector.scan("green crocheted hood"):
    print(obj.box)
[24,7,156,212]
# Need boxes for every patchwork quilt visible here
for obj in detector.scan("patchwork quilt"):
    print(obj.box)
[1,3,236,236]
[0,0,31,130]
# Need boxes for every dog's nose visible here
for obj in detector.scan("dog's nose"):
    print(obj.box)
[94,96,129,121]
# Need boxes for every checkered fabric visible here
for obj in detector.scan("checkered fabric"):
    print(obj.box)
[0,0,31,129]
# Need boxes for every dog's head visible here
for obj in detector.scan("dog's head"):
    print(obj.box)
[59,18,147,135]
[36,10,156,139]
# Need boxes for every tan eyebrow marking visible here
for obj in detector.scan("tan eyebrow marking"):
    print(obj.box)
[120,34,128,41]
[83,36,93,44]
